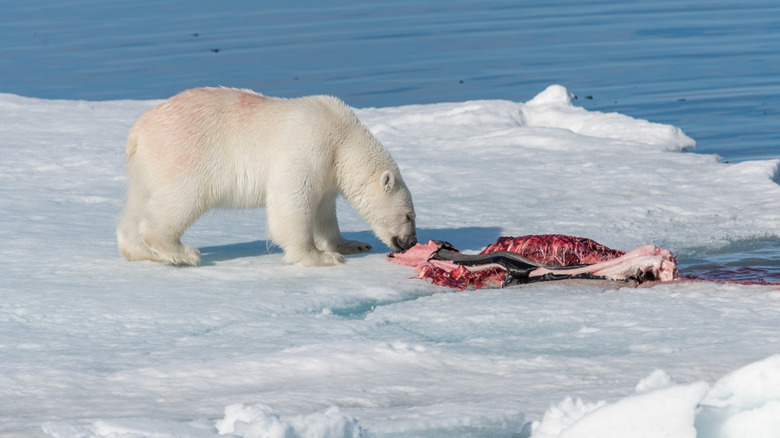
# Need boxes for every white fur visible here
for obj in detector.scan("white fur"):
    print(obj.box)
[117,87,416,266]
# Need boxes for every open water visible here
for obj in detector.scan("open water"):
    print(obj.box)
[2,0,779,276]
[3,0,778,162]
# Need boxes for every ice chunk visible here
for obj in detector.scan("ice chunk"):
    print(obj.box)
[696,355,780,438]
[635,369,675,394]
[215,403,362,438]
[532,356,780,438]
[530,397,607,438]
[520,84,696,150]
[554,382,708,438]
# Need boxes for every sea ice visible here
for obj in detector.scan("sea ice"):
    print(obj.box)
[1,85,778,437]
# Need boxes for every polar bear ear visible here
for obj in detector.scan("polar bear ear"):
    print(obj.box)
[380,170,395,192]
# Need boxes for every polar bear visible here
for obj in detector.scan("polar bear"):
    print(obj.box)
[116,87,417,266]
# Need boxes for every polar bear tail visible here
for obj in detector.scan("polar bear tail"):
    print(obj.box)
[124,120,140,161]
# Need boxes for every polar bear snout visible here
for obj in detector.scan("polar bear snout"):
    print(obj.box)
[391,232,417,252]
[385,211,417,252]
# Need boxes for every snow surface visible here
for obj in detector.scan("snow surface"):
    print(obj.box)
[1,85,780,437]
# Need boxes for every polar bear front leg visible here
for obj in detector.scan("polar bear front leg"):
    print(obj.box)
[266,192,345,266]
[313,191,373,255]
[335,239,374,255]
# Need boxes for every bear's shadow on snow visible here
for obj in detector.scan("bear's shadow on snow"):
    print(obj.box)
[197,226,503,265]
[416,226,504,251]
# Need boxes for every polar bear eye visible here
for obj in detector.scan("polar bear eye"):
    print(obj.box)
[405,214,414,223]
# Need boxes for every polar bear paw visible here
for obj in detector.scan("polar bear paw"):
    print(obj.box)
[289,249,346,266]
[337,239,373,255]
[155,245,202,266]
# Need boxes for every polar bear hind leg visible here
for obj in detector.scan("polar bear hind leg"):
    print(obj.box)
[139,219,201,266]
[135,190,202,266]
[117,185,163,263]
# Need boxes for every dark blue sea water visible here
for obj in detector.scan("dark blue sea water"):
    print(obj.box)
[2,0,779,276]
[2,0,778,162]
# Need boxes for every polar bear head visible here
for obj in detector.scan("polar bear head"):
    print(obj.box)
[366,170,417,252]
